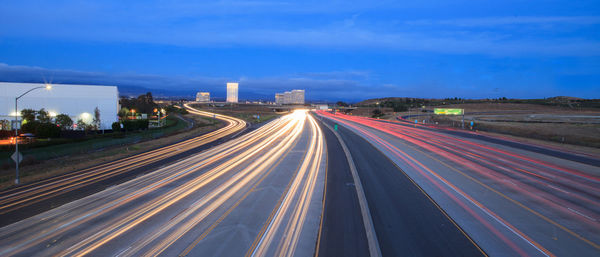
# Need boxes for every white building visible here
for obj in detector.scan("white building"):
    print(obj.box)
[283,91,292,104]
[291,89,305,104]
[226,82,238,103]
[275,93,284,105]
[316,104,329,110]
[196,92,210,102]
[0,82,119,130]
[276,89,305,104]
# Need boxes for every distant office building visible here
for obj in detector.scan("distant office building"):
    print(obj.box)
[283,91,292,104]
[275,89,305,104]
[275,93,284,105]
[196,92,210,102]
[291,90,305,104]
[226,82,238,103]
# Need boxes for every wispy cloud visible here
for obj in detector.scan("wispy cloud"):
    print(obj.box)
[405,16,600,27]
[1,1,598,57]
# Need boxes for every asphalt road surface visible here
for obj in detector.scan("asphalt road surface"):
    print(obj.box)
[0,105,247,227]
[319,116,485,257]
[0,110,326,257]
[314,116,370,257]
[319,111,600,257]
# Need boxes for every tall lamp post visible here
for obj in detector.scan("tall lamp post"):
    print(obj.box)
[14,84,52,184]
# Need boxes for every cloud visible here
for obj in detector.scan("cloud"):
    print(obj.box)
[0,63,385,101]
[406,16,600,27]
[1,0,598,57]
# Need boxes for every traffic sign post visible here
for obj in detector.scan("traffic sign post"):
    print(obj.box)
[12,151,22,184]
[11,151,22,164]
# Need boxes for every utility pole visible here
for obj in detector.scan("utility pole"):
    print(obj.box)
[14,84,52,184]
[14,98,19,184]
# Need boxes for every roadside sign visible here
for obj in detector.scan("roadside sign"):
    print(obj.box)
[11,151,23,164]
[434,108,464,115]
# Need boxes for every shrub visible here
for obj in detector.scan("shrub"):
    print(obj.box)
[122,119,149,131]
[112,122,121,132]
[393,104,408,112]
[36,122,61,138]
[20,120,40,134]
[372,109,384,118]
[55,114,73,130]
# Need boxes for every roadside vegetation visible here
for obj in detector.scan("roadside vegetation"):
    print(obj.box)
[0,93,223,188]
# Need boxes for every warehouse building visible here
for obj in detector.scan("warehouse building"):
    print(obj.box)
[0,82,119,130]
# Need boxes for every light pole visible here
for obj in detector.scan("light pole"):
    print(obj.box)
[14,84,52,185]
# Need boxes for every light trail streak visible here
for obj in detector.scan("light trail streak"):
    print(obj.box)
[354,114,600,223]
[318,111,600,255]
[251,111,325,257]
[0,105,246,215]
[0,109,327,257]
[0,116,283,256]
[135,118,306,257]
[57,116,302,257]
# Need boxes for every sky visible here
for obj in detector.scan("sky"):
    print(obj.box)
[0,0,599,102]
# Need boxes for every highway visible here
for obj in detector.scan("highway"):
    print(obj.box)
[0,104,246,226]
[0,110,326,257]
[314,118,371,257]
[317,111,600,257]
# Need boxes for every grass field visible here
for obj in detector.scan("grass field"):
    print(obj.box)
[350,102,600,149]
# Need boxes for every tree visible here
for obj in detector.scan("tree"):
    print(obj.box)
[36,123,60,138]
[118,107,129,118]
[20,109,36,123]
[37,108,51,123]
[93,107,101,130]
[392,103,408,112]
[119,92,157,115]
[336,101,349,107]
[55,114,73,130]
[372,109,383,118]
[76,119,87,130]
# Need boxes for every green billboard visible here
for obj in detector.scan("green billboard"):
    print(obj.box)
[434,108,464,115]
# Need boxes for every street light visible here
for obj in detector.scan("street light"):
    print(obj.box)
[14,84,52,184]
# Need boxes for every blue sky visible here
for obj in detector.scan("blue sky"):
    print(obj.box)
[0,0,599,101]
